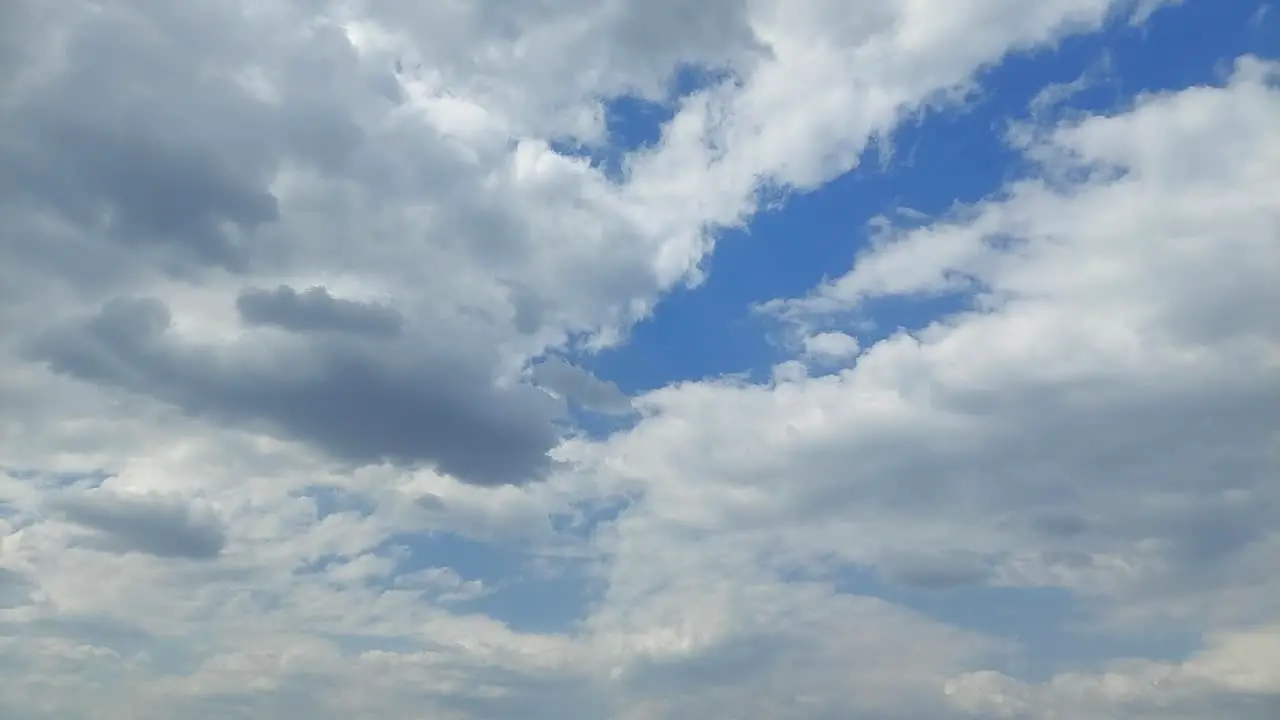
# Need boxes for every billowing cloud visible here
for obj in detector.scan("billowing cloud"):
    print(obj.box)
[33,297,564,486]
[801,331,861,364]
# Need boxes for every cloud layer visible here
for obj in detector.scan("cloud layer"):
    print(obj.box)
[1,0,1277,718]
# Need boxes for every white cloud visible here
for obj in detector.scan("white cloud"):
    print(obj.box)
[802,331,862,364]
[945,625,1280,718]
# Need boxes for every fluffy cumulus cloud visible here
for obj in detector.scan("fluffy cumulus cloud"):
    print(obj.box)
[1,0,1277,717]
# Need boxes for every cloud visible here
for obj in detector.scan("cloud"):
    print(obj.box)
[883,550,997,590]
[236,285,404,338]
[576,55,1280,717]
[531,357,634,415]
[0,568,34,608]
[46,487,226,560]
[0,1,285,276]
[801,331,861,364]
[946,626,1280,719]
[4,0,1273,718]
[32,297,565,486]
[0,0,1176,490]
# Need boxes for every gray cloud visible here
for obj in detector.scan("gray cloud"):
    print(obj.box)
[882,550,996,590]
[237,285,404,338]
[1029,512,1087,538]
[0,1,285,276]
[32,298,564,485]
[0,568,34,609]
[625,634,787,694]
[1146,494,1276,578]
[531,357,633,416]
[46,488,226,560]
[14,117,278,272]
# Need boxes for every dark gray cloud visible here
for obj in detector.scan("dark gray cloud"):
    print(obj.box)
[46,488,226,560]
[32,298,564,486]
[531,357,633,415]
[0,1,286,276]
[6,116,279,272]
[237,285,404,338]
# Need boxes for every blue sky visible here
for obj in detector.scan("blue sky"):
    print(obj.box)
[1,1,1279,718]
[591,0,1278,393]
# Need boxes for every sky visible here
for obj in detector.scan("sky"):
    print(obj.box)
[0,0,1278,718]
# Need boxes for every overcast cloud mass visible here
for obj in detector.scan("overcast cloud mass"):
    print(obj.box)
[1,0,1278,717]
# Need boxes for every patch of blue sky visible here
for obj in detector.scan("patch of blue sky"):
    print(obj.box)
[586,1,1278,395]
[293,484,607,634]
[1,467,111,489]
[828,565,1199,682]
[558,403,637,440]
[549,494,635,538]
[301,483,377,519]
[551,64,734,181]
[384,530,603,634]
